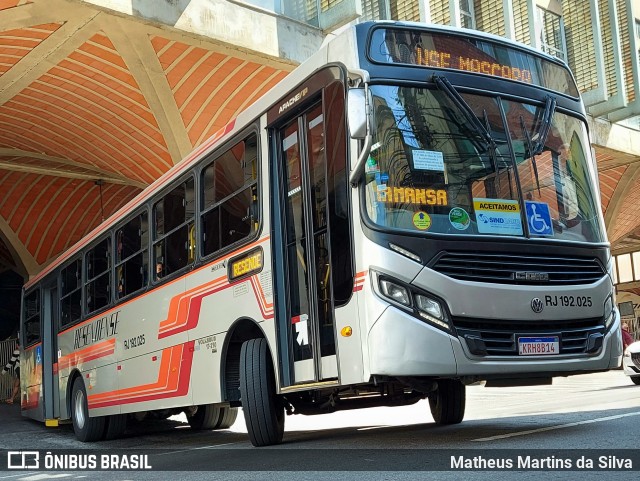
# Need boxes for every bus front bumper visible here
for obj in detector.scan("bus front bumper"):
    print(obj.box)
[367,306,622,379]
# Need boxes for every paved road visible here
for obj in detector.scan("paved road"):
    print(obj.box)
[0,370,639,480]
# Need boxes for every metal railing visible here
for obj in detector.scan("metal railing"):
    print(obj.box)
[0,337,18,401]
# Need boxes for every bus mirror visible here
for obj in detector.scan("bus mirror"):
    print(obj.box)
[347,88,367,139]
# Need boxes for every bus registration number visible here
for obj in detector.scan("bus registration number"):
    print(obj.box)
[518,337,559,356]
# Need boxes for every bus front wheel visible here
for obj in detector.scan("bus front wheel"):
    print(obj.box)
[239,338,284,446]
[71,377,105,442]
[429,379,465,425]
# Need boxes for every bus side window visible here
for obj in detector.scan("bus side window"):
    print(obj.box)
[153,178,195,278]
[200,134,259,258]
[115,212,149,298]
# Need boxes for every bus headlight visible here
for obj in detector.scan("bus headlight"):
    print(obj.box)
[379,278,411,307]
[603,296,614,329]
[415,294,449,330]
[373,271,452,333]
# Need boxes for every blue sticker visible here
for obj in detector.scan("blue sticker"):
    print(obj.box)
[525,201,554,236]
[35,345,42,365]
[380,173,389,183]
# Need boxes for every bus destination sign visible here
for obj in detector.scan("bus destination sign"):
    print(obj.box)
[413,47,532,84]
[368,27,579,97]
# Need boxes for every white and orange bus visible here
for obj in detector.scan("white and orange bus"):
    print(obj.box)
[20,21,621,446]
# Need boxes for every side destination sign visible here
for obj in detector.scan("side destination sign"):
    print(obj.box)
[473,198,523,236]
[228,247,264,282]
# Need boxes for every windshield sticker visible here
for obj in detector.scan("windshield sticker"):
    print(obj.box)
[449,207,470,230]
[377,187,448,206]
[413,150,445,171]
[473,198,523,235]
[413,211,432,230]
[525,201,554,236]
[365,155,380,173]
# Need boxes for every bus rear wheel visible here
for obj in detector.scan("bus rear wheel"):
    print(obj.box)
[239,338,284,446]
[71,377,105,442]
[103,414,127,440]
[214,407,238,429]
[187,404,221,430]
[429,379,465,425]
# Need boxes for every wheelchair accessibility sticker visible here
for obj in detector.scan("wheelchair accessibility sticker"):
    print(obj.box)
[525,201,554,236]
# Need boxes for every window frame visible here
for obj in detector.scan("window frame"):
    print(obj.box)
[198,128,262,262]
[114,208,150,301]
[152,174,197,282]
[22,288,41,348]
[535,5,567,61]
[59,256,83,329]
[84,235,113,317]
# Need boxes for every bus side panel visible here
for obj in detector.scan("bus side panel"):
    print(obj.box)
[57,326,120,418]
[20,343,44,422]
[108,276,192,414]
[188,237,273,406]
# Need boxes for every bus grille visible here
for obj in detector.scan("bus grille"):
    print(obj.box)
[452,317,605,356]
[430,252,604,285]
[632,352,640,369]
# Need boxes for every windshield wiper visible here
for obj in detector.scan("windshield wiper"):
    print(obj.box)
[520,116,541,195]
[432,75,493,146]
[432,75,500,178]
[532,96,556,155]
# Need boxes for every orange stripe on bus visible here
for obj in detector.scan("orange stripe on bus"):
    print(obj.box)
[58,338,116,370]
[87,341,194,408]
[87,343,182,403]
[158,275,227,333]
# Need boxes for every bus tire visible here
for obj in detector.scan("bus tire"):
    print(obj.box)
[71,377,105,442]
[239,338,284,446]
[214,407,238,429]
[631,376,640,385]
[187,404,221,430]
[103,414,127,440]
[429,379,465,425]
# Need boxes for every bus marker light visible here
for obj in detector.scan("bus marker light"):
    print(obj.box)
[152,356,157,361]
[341,326,353,337]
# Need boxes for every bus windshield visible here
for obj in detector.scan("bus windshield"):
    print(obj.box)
[364,84,606,243]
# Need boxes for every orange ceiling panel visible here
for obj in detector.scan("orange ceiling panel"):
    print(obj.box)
[0,31,173,185]
[598,164,628,215]
[609,177,640,245]
[0,23,60,76]
[0,1,29,11]
[152,36,289,147]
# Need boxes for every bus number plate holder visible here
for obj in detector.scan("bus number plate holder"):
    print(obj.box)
[518,336,559,355]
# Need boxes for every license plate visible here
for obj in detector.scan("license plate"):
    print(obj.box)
[518,336,559,356]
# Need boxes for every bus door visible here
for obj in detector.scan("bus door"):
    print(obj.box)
[42,282,60,421]
[275,101,339,385]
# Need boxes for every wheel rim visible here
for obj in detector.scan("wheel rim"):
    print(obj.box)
[74,388,86,429]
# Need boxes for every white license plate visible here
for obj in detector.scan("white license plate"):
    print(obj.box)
[518,336,559,356]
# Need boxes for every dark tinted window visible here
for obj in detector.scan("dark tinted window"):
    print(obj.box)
[23,289,40,346]
[153,178,195,279]
[116,212,149,298]
[201,135,259,257]
[61,259,82,326]
[85,237,111,315]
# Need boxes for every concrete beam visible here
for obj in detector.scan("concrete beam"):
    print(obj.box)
[0,149,147,187]
[0,1,102,104]
[588,115,640,158]
[0,217,39,279]
[80,0,324,63]
[97,14,194,164]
